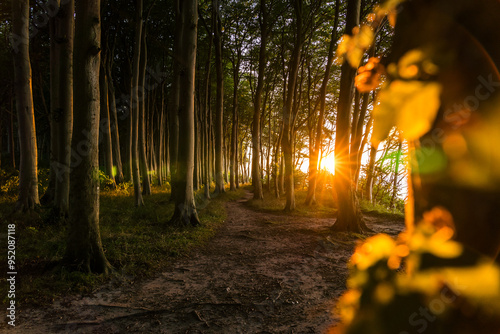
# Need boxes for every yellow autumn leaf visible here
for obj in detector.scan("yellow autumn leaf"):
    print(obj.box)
[358,25,374,50]
[336,26,375,68]
[442,263,500,298]
[397,81,442,140]
[371,80,442,145]
[371,85,397,146]
[347,48,364,69]
[336,34,351,57]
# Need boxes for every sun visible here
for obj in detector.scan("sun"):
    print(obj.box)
[321,153,335,174]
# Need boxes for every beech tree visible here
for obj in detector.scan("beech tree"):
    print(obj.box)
[11,0,39,212]
[251,0,269,200]
[66,0,111,274]
[332,0,369,232]
[213,0,225,194]
[168,0,200,227]
[51,0,75,218]
[131,0,144,206]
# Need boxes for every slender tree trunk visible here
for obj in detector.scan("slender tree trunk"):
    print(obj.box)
[157,84,165,186]
[169,6,182,203]
[43,9,60,206]
[201,22,213,198]
[213,0,224,193]
[354,113,373,187]
[12,0,39,212]
[230,59,239,191]
[193,108,200,190]
[273,124,282,198]
[266,100,272,192]
[364,142,378,203]
[131,0,144,206]
[139,31,151,195]
[350,92,370,191]
[390,140,402,208]
[53,0,74,216]
[126,65,133,182]
[169,0,200,227]
[305,1,339,205]
[66,0,111,274]
[281,0,303,212]
[99,63,116,189]
[251,0,268,199]
[107,63,124,184]
[332,0,369,232]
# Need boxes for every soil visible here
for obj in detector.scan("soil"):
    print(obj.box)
[9,191,405,334]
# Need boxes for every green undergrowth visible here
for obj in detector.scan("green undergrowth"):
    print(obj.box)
[0,184,246,308]
[359,199,405,220]
[247,186,403,220]
[248,186,337,218]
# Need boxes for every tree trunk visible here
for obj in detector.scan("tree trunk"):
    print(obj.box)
[332,0,369,233]
[131,0,144,206]
[281,0,303,212]
[202,19,213,199]
[99,63,116,189]
[169,6,182,203]
[53,0,74,217]
[107,62,124,184]
[350,92,370,191]
[251,0,268,199]
[43,8,60,207]
[305,5,339,205]
[230,57,239,191]
[139,31,151,195]
[213,0,225,194]
[169,0,200,227]
[66,0,111,274]
[12,0,40,212]
[364,142,378,203]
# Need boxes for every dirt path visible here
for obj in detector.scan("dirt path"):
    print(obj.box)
[12,191,404,334]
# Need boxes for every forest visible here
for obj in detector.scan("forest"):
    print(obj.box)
[1,0,500,333]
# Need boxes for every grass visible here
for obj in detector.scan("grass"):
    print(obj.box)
[359,198,405,220]
[0,184,247,307]
[247,185,404,220]
[247,186,338,218]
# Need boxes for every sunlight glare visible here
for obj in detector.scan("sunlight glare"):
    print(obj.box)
[321,153,335,174]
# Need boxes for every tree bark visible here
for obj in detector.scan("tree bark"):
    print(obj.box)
[229,54,239,191]
[213,0,225,194]
[364,142,378,203]
[169,3,181,203]
[305,2,339,206]
[107,62,124,184]
[169,0,200,227]
[53,0,74,217]
[332,0,369,233]
[251,0,268,199]
[12,0,40,212]
[281,0,303,212]
[99,63,116,189]
[138,31,151,195]
[131,0,144,206]
[66,0,111,274]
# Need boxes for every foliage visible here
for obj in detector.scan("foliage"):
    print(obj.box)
[0,168,50,200]
[98,169,116,190]
[333,207,500,334]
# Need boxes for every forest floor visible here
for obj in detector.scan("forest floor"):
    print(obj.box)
[10,191,405,334]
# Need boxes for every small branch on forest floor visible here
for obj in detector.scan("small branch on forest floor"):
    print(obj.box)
[85,303,152,311]
[192,310,210,327]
